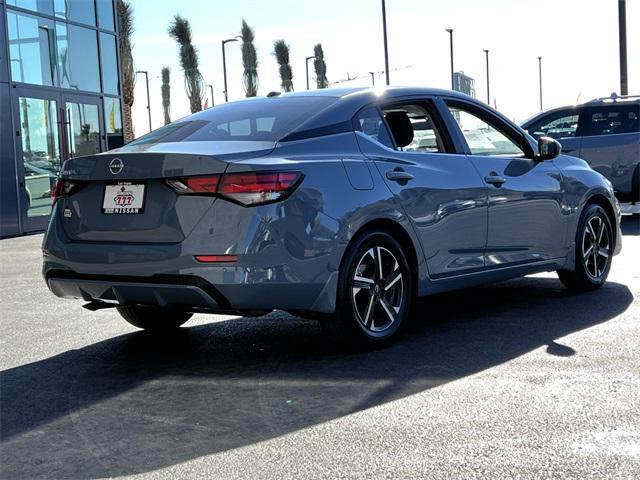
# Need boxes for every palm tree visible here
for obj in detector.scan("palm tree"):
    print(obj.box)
[240,20,258,97]
[168,15,205,113]
[116,0,135,142]
[161,67,171,125]
[273,40,293,92]
[313,43,328,89]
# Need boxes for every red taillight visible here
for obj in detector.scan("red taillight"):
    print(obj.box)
[51,180,81,203]
[166,175,220,195]
[167,171,302,206]
[194,254,238,263]
[219,172,301,206]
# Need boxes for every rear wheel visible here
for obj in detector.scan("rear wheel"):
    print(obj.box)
[558,204,613,292]
[117,305,192,331]
[322,231,413,349]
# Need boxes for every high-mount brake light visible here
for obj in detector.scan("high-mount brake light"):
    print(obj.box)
[167,171,302,206]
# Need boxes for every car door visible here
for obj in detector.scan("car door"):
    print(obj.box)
[441,98,566,267]
[523,107,582,157]
[578,103,640,199]
[353,100,488,278]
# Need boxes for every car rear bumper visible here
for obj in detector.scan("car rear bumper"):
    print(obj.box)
[42,200,344,314]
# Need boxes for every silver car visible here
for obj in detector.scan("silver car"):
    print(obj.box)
[522,94,639,203]
[43,87,622,348]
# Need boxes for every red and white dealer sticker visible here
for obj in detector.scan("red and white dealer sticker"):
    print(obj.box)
[103,183,145,214]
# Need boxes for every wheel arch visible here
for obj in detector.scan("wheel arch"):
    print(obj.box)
[343,218,421,296]
[584,193,618,251]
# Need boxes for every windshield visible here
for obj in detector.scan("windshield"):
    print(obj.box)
[128,96,338,146]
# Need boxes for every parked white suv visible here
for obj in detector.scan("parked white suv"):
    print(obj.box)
[522,94,639,203]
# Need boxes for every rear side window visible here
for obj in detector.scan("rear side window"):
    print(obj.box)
[583,105,639,136]
[128,97,338,145]
[526,111,579,140]
[354,107,394,148]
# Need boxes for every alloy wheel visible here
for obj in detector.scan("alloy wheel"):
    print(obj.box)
[351,246,405,333]
[582,215,610,280]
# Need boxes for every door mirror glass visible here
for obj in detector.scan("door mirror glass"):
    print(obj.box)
[537,136,561,161]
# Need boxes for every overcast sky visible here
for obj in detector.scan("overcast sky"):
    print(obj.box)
[129,0,639,136]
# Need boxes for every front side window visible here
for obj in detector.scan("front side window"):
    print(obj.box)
[527,111,579,140]
[583,105,639,136]
[447,105,524,156]
[354,107,394,148]
[127,97,338,146]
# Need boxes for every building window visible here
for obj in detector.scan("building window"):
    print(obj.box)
[7,11,56,86]
[100,32,119,95]
[97,0,115,31]
[6,0,55,16]
[104,96,124,149]
[56,23,100,92]
[54,0,96,26]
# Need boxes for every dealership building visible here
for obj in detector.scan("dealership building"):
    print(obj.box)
[0,0,123,237]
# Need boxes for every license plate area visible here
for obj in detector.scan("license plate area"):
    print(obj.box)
[102,182,146,214]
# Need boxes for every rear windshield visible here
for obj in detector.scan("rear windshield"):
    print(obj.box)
[128,96,338,145]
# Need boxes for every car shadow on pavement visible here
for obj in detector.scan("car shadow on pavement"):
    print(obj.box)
[0,277,633,478]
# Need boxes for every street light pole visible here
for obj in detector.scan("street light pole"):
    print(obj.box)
[136,70,152,132]
[483,49,490,104]
[222,37,240,102]
[207,84,214,107]
[445,29,454,90]
[305,56,315,90]
[381,0,390,85]
[537,56,543,110]
[369,72,375,86]
[618,0,628,95]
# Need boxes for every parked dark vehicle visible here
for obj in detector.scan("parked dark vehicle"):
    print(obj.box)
[522,94,639,203]
[43,87,622,348]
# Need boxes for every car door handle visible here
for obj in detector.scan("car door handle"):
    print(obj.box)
[562,148,576,154]
[386,170,414,182]
[484,174,507,187]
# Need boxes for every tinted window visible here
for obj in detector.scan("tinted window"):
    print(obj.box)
[7,11,56,86]
[97,0,115,31]
[100,32,119,94]
[104,96,123,149]
[583,105,639,136]
[56,23,100,92]
[128,97,337,145]
[526,111,579,140]
[54,0,96,26]
[447,105,524,156]
[354,107,393,148]
[7,0,54,15]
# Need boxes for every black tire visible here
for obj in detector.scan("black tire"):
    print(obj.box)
[117,305,192,331]
[558,203,613,292]
[321,230,414,349]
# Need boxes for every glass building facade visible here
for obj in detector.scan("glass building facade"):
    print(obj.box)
[0,0,123,237]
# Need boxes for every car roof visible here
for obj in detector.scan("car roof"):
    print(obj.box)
[278,86,472,101]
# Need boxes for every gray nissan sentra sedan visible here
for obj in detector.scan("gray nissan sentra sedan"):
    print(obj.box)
[42,87,622,348]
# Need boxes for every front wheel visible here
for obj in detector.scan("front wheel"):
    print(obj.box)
[117,305,192,331]
[321,231,414,349]
[558,203,613,292]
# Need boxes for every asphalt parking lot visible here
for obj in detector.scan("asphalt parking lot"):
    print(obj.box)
[1,217,639,479]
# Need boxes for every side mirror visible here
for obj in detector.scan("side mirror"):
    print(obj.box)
[537,136,562,161]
